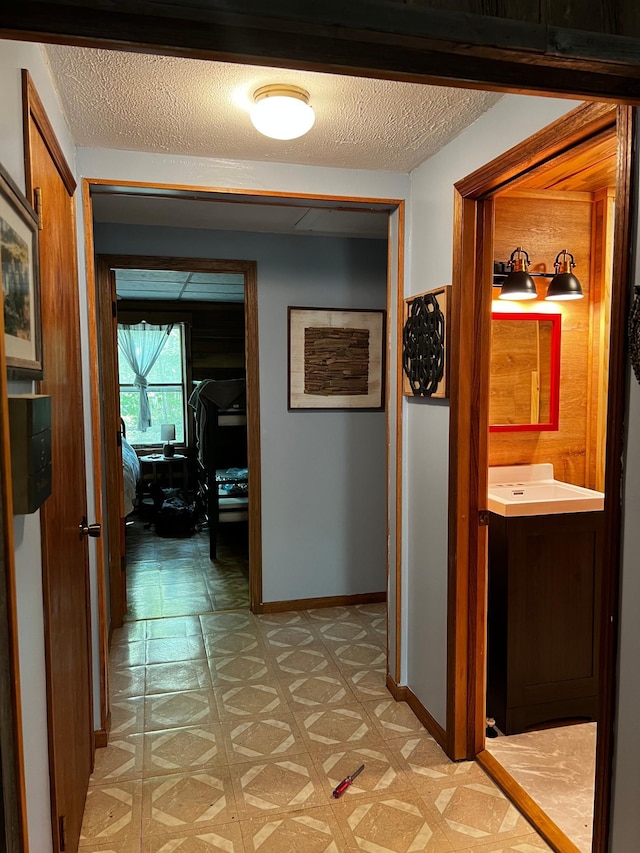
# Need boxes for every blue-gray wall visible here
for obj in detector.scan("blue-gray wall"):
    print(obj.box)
[95,224,388,602]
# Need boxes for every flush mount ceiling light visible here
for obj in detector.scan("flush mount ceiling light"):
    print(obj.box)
[250,84,315,140]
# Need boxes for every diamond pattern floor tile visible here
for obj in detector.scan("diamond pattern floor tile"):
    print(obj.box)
[210,654,273,684]
[388,736,488,791]
[90,735,144,784]
[240,806,349,853]
[144,725,226,775]
[231,754,326,817]
[424,780,532,848]
[363,699,428,740]
[280,673,357,709]
[142,821,245,852]
[146,636,206,664]
[333,791,454,853]
[344,668,390,700]
[271,645,336,677]
[455,835,554,853]
[110,697,146,737]
[204,630,264,658]
[294,706,381,753]
[145,690,218,731]
[314,745,412,800]
[82,529,556,853]
[145,661,212,695]
[227,712,308,766]
[142,770,241,835]
[214,682,288,719]
[80,781,143,848]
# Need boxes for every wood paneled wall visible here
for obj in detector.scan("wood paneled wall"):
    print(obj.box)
[489,191,603,487]
[117,300,245,383]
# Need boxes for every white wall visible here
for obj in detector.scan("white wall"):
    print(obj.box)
[609,116,640,850]
[404,94,581,726]
[0,39,78,853]
[95,224,388,601]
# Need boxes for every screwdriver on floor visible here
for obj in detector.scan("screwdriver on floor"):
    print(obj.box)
[332,764,365,798]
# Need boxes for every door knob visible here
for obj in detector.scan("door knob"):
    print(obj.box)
[79,518,101,538]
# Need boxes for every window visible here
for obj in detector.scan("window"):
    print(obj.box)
[119,324,187,446]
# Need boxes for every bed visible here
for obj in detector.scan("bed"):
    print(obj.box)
[121,423,141,517]
[189,379,248,559]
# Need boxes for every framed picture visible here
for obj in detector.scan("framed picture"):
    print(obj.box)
[288,307,386,411]
[402,285,451,399]
[1,163,42,378]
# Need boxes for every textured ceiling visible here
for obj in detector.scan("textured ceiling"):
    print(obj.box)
[44,46,502,172]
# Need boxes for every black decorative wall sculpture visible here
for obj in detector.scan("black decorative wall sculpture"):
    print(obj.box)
[629,285,640,385]
[402,286,450,398]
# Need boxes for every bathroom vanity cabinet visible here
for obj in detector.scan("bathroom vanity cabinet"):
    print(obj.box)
[487,510,603,735]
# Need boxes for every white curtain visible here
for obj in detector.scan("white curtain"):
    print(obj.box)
[118,322,174,431]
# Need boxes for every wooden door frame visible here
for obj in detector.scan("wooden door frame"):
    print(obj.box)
[94,252,263,601]
[448,101,636,852]
[83,179,405,738]
[0,259,29,853]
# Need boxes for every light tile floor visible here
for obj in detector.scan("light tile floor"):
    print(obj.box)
[81,527,554,852]
[486,724,596,853]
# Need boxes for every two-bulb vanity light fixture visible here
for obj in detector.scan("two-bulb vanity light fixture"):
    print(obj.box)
[494,247,584,301]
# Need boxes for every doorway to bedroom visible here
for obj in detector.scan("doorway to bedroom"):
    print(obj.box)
[96,254,262,631]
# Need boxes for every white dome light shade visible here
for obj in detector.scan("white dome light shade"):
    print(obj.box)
[250,84,315,140]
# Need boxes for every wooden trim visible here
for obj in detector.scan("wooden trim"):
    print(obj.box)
[455,103,616,198]
[391,203,405,685]
[446,192,476,760]
[591,104,636,853]
[477,749,582,853]
[21,68,76,198]
[385,672,407,702]
[244,262,263,614]
[92,252,264,617]
[0,258,30,852]
[80,178,402,208]
[450,103,635,852]
[93,712,111,750]
[83,185,111,743]
[95,257,126,632]
[260,591,386,614]
[5,4,640,103]
[405,686,448,752]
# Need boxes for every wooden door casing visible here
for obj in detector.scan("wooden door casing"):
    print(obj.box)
[23,72,94,853]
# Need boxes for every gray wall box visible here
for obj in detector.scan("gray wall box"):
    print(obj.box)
[8,394,52,514]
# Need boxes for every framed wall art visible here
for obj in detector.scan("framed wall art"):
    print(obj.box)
[288,307,386,411]
[402,285,451,399]
[1,163,42,378]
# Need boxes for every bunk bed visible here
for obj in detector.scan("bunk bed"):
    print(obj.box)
[189,379,248,559]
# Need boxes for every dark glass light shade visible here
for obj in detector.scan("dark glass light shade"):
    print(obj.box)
[499,270,538,300]
[499,247,538,301]
[545,251,584,301]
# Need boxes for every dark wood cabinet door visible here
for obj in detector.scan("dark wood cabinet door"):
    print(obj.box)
[488,511,603,734]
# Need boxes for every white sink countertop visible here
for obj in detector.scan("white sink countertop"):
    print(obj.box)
[488,464,605,517]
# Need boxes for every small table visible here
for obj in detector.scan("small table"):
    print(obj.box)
[139,453,189,493]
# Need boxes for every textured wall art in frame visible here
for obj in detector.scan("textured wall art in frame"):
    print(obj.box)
[288,307,386,410]
[402,285,451,399]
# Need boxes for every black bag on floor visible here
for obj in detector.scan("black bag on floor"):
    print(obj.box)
[154,495,197,538]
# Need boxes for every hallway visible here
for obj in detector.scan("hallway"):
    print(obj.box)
[79,532,553,852]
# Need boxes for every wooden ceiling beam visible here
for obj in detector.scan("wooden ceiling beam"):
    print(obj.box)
[2,1,640,103]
